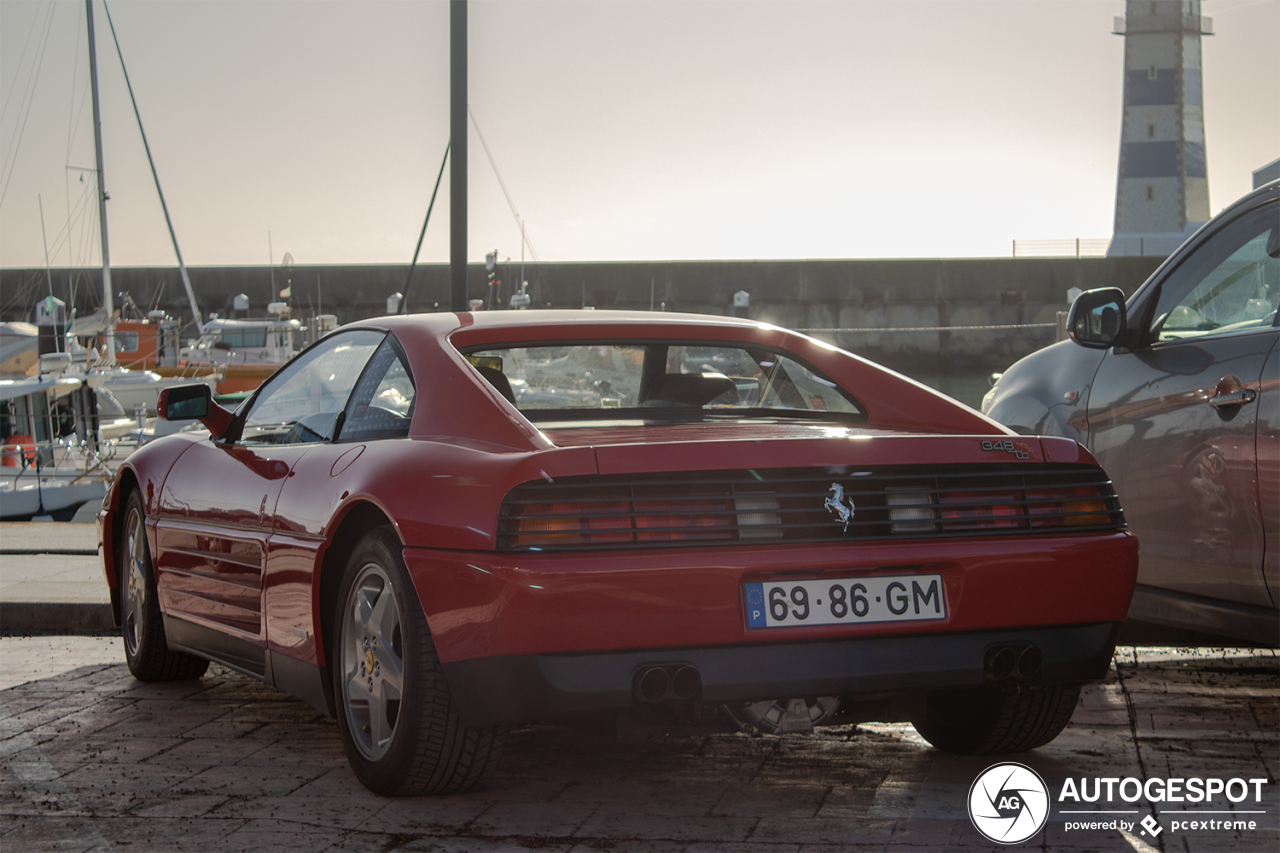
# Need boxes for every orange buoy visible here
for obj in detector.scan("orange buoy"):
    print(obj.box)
[1,432,35,467]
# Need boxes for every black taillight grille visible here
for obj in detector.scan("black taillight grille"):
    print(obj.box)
[496,464,1125,551]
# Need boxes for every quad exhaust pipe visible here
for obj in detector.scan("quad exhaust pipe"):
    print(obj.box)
[633,664,701,703]
[984,644,1042,681]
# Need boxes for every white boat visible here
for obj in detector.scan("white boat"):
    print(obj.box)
[0,368,113,520]
[3,320,221,417]
[83,363,219,417]
[180,311,301,368]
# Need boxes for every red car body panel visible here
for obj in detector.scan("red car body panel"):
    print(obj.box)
[407,532,1137,664]
[98,311,1138,723]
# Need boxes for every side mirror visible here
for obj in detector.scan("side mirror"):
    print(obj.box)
[157,384,234,440]
[1066,288,1128,349]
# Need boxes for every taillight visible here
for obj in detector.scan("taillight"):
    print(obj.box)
[887,489,936,534]
[886,485,1114,534]
[634,499,731,542]
[940,490,1021,530]
[735,495,783,540]
[511,500,631,547]
[1027,486,1110,528]
[505,493,783,548]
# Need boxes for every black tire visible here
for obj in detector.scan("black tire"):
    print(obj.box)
[119,490,209,681]
[332,526,506,795]
[911,682,1081,754]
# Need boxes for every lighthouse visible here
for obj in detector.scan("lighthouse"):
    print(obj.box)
[1108,0,1214,257]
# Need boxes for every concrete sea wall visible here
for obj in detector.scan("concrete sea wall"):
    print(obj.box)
[1,256,1163,377]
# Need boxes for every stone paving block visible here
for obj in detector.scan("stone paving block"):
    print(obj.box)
[555,778,725,809]
[230,737,347,769]
[211,701,333,725]
[179,718,270,740]
[811,785,880,819]
[237,719,340,740]
[631,753,769,783]
[573,802,757,843]
[171,762,330,797]
[885,815,998,849]
[355,795,491,833]
[82,815,247,849]
[287,766,390,799]
[55,763,198,807]
[130,793,229,818]
[38,734,182,768]
[706,781,830,818]
[750,815,897,845]
[684,843,801,852]
[141,735,274,766]
[208,817,341,852]
[568,839,686,852]
[209,793,394,831]
[7,692,116,731]
[0,812,112,853]
[419,837,574,852]
[316,832,416,853]
[90,702,230,739]
[469,776,569,802]
[468,800,600,838]
[696,732,785,757]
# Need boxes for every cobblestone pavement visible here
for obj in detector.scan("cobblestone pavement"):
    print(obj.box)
[0,644,1276,853]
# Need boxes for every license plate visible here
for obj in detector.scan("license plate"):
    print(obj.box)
[744,574,946,629]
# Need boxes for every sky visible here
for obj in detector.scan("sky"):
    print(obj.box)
[0,0,1276,271]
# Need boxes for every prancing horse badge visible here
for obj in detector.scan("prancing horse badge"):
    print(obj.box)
[824,483,855,533]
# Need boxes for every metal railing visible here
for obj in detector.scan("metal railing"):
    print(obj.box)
[1012,238,1110,258]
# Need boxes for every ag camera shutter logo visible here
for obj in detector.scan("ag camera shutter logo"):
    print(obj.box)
[969,763,1050,844]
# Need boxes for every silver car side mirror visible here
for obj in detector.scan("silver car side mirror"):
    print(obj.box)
[1066,288,1128,349]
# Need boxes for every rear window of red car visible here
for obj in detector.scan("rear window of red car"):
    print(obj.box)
[461,342,865,423]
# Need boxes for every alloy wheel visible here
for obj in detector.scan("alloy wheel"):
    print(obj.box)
[340,562,405,761]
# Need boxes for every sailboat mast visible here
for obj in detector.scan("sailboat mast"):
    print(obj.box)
[85,0,115,361]
[102,1,203,335]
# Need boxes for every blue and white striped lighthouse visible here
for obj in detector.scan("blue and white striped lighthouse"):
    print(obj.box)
[1108,0,1213,257]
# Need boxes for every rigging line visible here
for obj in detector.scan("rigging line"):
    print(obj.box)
[467,105,541,264]
[0,0,47,124]
[38,178,95,263]
[65,80,93,175]
[400,141,450,314]
[65,0,86,160]
[0,1,59,210]
[103,0,201,331]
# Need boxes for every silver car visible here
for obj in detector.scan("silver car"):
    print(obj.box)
[984,181,1278,646]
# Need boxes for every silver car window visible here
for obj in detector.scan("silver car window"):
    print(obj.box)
[1150,202,1280,342]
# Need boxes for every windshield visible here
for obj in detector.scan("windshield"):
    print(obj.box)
[463,342,865,423]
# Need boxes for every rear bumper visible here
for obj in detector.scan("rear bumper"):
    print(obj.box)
[403,533,1137,726]
[403,533,1138,661]
[442,621,1122,726]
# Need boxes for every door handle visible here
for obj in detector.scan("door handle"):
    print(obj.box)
[1209,388,1257,408]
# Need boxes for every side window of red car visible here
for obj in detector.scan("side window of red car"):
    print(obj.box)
[337,337,416,442]
[238,330,385,445]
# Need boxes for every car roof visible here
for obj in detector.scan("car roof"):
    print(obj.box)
[357,309,781,340]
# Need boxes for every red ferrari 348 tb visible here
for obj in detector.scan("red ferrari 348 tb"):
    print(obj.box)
[98,311,1138,795]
